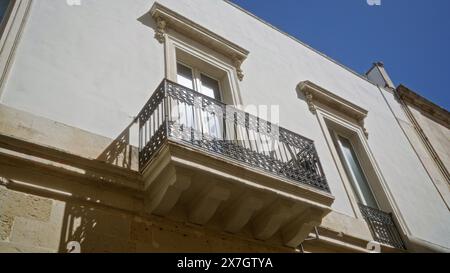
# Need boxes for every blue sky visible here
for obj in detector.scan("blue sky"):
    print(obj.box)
[230,0,450,110]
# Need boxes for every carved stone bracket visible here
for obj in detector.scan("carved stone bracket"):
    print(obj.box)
[139,142,334,248]
[154,16,167,43]
[222,193,263,233]
[304,90,316,114]
[144,166,191,216]
[233,57,245,81]
[281,207,326,247]
[188,182,231,225]
[252,200,292,240]
[358,119,369,138]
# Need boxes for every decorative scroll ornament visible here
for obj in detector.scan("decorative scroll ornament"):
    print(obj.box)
[358,119,369,137]
[154,17,167,43]
[304,91,316,114]
[233,57,244,81]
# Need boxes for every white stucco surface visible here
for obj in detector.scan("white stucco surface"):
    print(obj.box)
[1,0,449,249]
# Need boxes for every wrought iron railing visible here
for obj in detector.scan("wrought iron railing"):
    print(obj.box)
[359,203,405,249]
[137,79,330,192]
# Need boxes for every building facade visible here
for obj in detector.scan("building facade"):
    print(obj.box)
[0,0,449,253]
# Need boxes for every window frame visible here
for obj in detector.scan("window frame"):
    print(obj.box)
[298,80,408,239]
[164,29,243,106]
[317,105,369,219]
[0,0,33,99]
[314,103,399,221]
[331,130,380,209]
[198,72,222,102]
[176,61,223,102]
[176,61,195,90]
[150,2,249,84]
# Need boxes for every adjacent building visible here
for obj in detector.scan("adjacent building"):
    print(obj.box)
[0,0,449,253]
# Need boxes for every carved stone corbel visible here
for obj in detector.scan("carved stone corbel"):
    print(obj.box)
[188,182,231,225]
[144,166,191,216]
[358,119,369,138]
[304,91,317,114]
[221,193,263,233]
[154,16,167,43]
[252,200,292,240]
[233,57,244,81]
[281,207,326,247]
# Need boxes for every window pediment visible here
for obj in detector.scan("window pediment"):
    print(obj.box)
[149,2,249,80]
[298,80,369,136]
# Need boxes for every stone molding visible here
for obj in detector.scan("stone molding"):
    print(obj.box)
[396,85,450,184]
[298,80,369,137]
[149,2,249,81]
[397,84,450,129]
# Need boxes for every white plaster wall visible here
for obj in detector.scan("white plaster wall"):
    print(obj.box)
[1,0,165,138]
[394,105,450,211]
[374,90,450,248]
[1,0,449,249]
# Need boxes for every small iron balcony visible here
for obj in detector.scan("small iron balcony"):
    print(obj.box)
[137,79,330,193]
[359,203,406,249]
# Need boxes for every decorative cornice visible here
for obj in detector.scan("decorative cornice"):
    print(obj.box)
[150,2,249,81]
[298,80,369,137]
[397,85,450,129]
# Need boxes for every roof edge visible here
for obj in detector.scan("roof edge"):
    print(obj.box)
[223,0,376,88]
[397,84,450,128]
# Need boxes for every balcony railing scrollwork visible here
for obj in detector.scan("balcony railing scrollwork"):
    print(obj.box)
[359,203,406,249]
[137,79,330,193]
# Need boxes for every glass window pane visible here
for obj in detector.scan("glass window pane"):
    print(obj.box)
[177,63,194,90]
[176,63,195,130]
[337,135,378,209]
[199,74,221,138]
[0,0,10,23]
[200,74,221,100]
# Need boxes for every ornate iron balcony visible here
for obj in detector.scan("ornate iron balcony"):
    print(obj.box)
[359,203,406,249]
[137,79,330,192]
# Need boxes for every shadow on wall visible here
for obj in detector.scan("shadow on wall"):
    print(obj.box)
[96,119,139,171]
[58,202,137,253]
[137,10,157,36]
[15,12,162,252]
[95,10,159,171]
